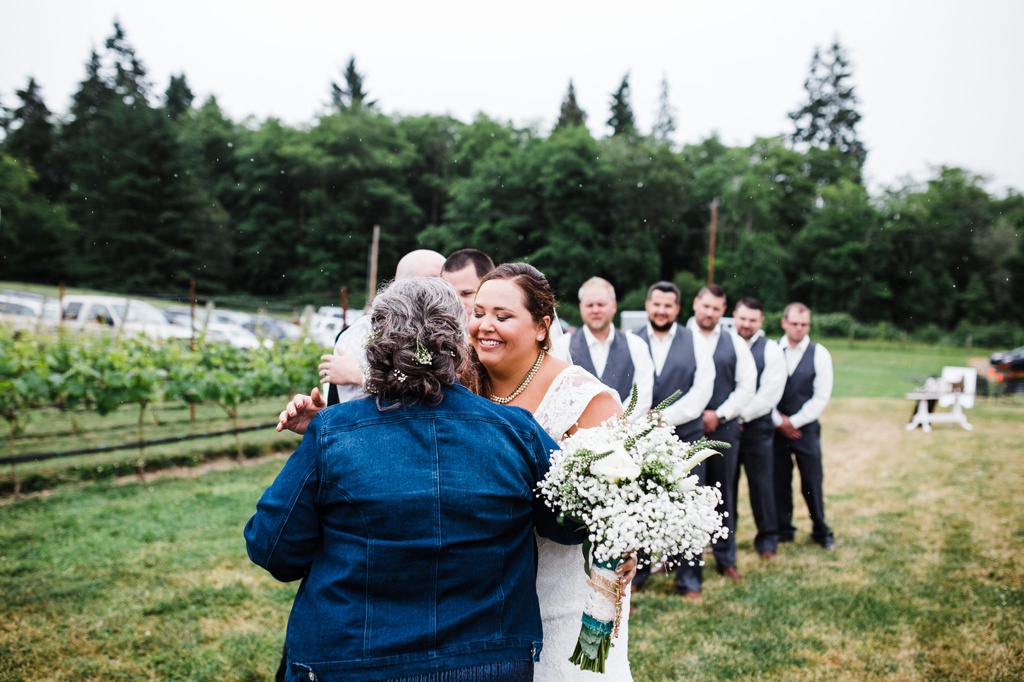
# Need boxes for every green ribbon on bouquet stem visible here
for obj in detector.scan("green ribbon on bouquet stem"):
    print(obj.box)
[568,557,623,673]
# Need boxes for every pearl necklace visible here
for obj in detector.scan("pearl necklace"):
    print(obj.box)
[490,350,546,404]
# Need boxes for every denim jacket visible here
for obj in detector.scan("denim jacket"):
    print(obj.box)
[245,383,581,682]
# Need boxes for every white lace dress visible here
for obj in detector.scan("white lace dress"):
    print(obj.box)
[532,365,634,681]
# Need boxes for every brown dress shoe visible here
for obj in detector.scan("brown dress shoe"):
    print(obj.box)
[759,551,776,561]
[718,566,742,581]
[681,591,703,602]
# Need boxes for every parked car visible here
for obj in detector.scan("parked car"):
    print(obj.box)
[164,306,270,349]
[989,344,1024,393]
[198,321,266,349]
[310,306,366,347]
[243,314,301,343]
[0,292,61,331]
[60,295,192,340]
[165,305,255,329]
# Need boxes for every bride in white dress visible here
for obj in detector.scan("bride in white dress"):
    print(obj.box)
[469,263,635,681]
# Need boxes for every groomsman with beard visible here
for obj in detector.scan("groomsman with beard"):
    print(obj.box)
[630,281,715,600]
[774,302,836,550]
[558,277,653,418]
[732,297,787,561]
[680,284,756,589]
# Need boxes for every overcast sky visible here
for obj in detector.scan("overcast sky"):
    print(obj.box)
[3,0,1022,194]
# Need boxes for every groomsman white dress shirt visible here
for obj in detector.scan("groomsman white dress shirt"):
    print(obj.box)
[740,329,787,423]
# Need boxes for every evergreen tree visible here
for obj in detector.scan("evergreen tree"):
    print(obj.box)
[651,74,676,143]
[607,73,636,137]
[58,22,224,292]
[164,73,194,120]
[63,50,114,141]
[104,21,151,105]
[2,77,62,200]
[789,39,866,184]
[330,56,376,111]
[553,80,587,132]
[0,149,77,283]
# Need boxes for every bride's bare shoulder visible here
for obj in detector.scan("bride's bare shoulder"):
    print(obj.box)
[576,390,622,430]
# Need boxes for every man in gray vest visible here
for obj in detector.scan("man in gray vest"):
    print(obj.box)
[734,297,787,560]
[681,284,756,589]
[630,281,714,600]
[559,277,653,417]
[773,302,836,550]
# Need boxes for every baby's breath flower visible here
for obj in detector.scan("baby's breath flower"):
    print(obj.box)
[538,410,727,569]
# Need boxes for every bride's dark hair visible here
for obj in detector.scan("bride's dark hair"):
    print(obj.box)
[467,262,556,399]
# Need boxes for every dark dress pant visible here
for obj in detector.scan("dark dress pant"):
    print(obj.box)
[673,419,740,594]
[773,421,833,545]
[736,420,779,553]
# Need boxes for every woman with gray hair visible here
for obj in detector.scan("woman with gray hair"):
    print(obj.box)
[246,277,581,682]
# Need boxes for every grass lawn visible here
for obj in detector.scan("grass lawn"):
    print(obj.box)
[823,340,988,399]
[0,343,1021,680]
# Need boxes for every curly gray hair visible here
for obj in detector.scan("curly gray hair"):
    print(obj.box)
[363,277,469,407]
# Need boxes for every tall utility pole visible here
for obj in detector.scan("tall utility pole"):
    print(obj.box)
[707,200,718,284]
[367,225,381,304]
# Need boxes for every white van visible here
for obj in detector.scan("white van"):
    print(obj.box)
[60,295,192,341]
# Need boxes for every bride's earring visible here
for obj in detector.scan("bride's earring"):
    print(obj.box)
[537,333,545,341]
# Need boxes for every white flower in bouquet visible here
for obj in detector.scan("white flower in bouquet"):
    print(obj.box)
[590,443,641,483]
[536,386,729,672]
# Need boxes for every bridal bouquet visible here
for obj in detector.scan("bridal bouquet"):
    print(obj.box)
[536,389,728,672]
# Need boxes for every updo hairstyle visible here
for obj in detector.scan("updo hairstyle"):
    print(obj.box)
[363,277,469,408]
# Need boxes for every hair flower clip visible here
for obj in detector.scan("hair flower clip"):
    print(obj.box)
[414,332,433,365]
[391,369,407,383]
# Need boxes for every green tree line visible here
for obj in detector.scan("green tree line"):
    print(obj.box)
[1,25,1022,337]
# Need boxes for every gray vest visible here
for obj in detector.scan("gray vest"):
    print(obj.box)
[707,330,737,412]
[568,328,635,403]
[779,341,817,423]
[635,326,703,438]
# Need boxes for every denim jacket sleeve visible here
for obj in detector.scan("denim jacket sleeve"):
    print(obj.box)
[529,425,586,546]
[244,418,325,582]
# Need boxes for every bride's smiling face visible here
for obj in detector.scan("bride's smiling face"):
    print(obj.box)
[470,279,549,370]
